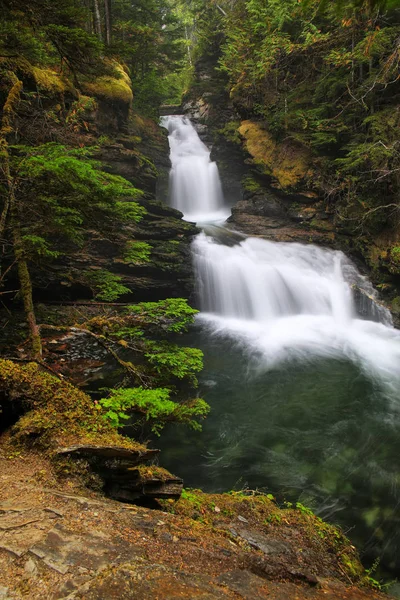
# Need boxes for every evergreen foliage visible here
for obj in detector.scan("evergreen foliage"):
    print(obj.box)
[188,0,400,234]
[127,298,199,334]
[124,241,152,264]
[8,143,144,260]
[83,298,202,389]
[99,386,209,434]
[83,270,131,301]
[85,298,207,436]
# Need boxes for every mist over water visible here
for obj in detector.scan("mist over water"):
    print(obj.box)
[160,115,400,579]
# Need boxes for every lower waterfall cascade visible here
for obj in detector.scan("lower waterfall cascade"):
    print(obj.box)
[160,115,400,582]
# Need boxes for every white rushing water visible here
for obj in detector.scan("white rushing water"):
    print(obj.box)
[162,115,400,386]
[161,115,230,223]
[194,234,400,383]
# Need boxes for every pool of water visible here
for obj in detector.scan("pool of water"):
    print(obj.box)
[157,324,400,581]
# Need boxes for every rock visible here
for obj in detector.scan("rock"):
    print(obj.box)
[41,327,122,390]
[234,526,291,556]
[24,557,38,575]
[56,445,159,462]
[0,586,13,600]
[103,469,183,503]
[70,560,234,600]
[30,523,137,575]
[217,570,270,600]
[55,446,182,503]
[0,507,62,558]
[353,286,392,324]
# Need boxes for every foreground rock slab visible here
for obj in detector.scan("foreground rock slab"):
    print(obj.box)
[0,449,390,600]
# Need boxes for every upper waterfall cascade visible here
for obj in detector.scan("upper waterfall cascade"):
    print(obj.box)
[161,115,230,223]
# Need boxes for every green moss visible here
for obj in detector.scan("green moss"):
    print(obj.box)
[390,246,400,263]
[242,175,262,193]
[31,67,72,95]
[238,120,313,190]
[341,553,364,579]
[137,464,172,481]
[161,489,366,583]
[391,296,400,315]
[83,62,133,105]
[0,359,144,452]
[309,218,334,232]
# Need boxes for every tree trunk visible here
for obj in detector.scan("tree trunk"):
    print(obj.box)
[104,0,112,45]
[185,24,192,66]
[93,0,102,41]
[13,232,42,359]
[0,75,42,359]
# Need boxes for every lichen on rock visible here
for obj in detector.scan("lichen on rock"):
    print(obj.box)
[238,120,313,191]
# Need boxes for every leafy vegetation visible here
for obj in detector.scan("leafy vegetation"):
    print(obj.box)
[83,270,131,301]
[80,298,207,436]
[127,298,199,334]
[11,142,143,250]
[124,241,152,265]
[184,0,400,247]
[99,386,209,434]
[83,298,203,388]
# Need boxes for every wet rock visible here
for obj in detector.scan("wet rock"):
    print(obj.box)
[41,327,121,390]
[352,286,392,324]
[232,526,291,556]
[105,471,183,503]
[288,207,317,222]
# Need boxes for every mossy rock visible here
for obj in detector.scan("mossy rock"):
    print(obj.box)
[32,66,73,95]
[0,359,144,453]
[161,489,367,585]
[238,120,313,190]
[391,296,400,315]
[83,62,133,106]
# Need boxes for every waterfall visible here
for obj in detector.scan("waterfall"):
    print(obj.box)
[162,114,400,383]
[193,232,400,380]
[160,115,230,223]
[159,115,400,580]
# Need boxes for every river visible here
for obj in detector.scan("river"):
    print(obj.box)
[160,115,400,583]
